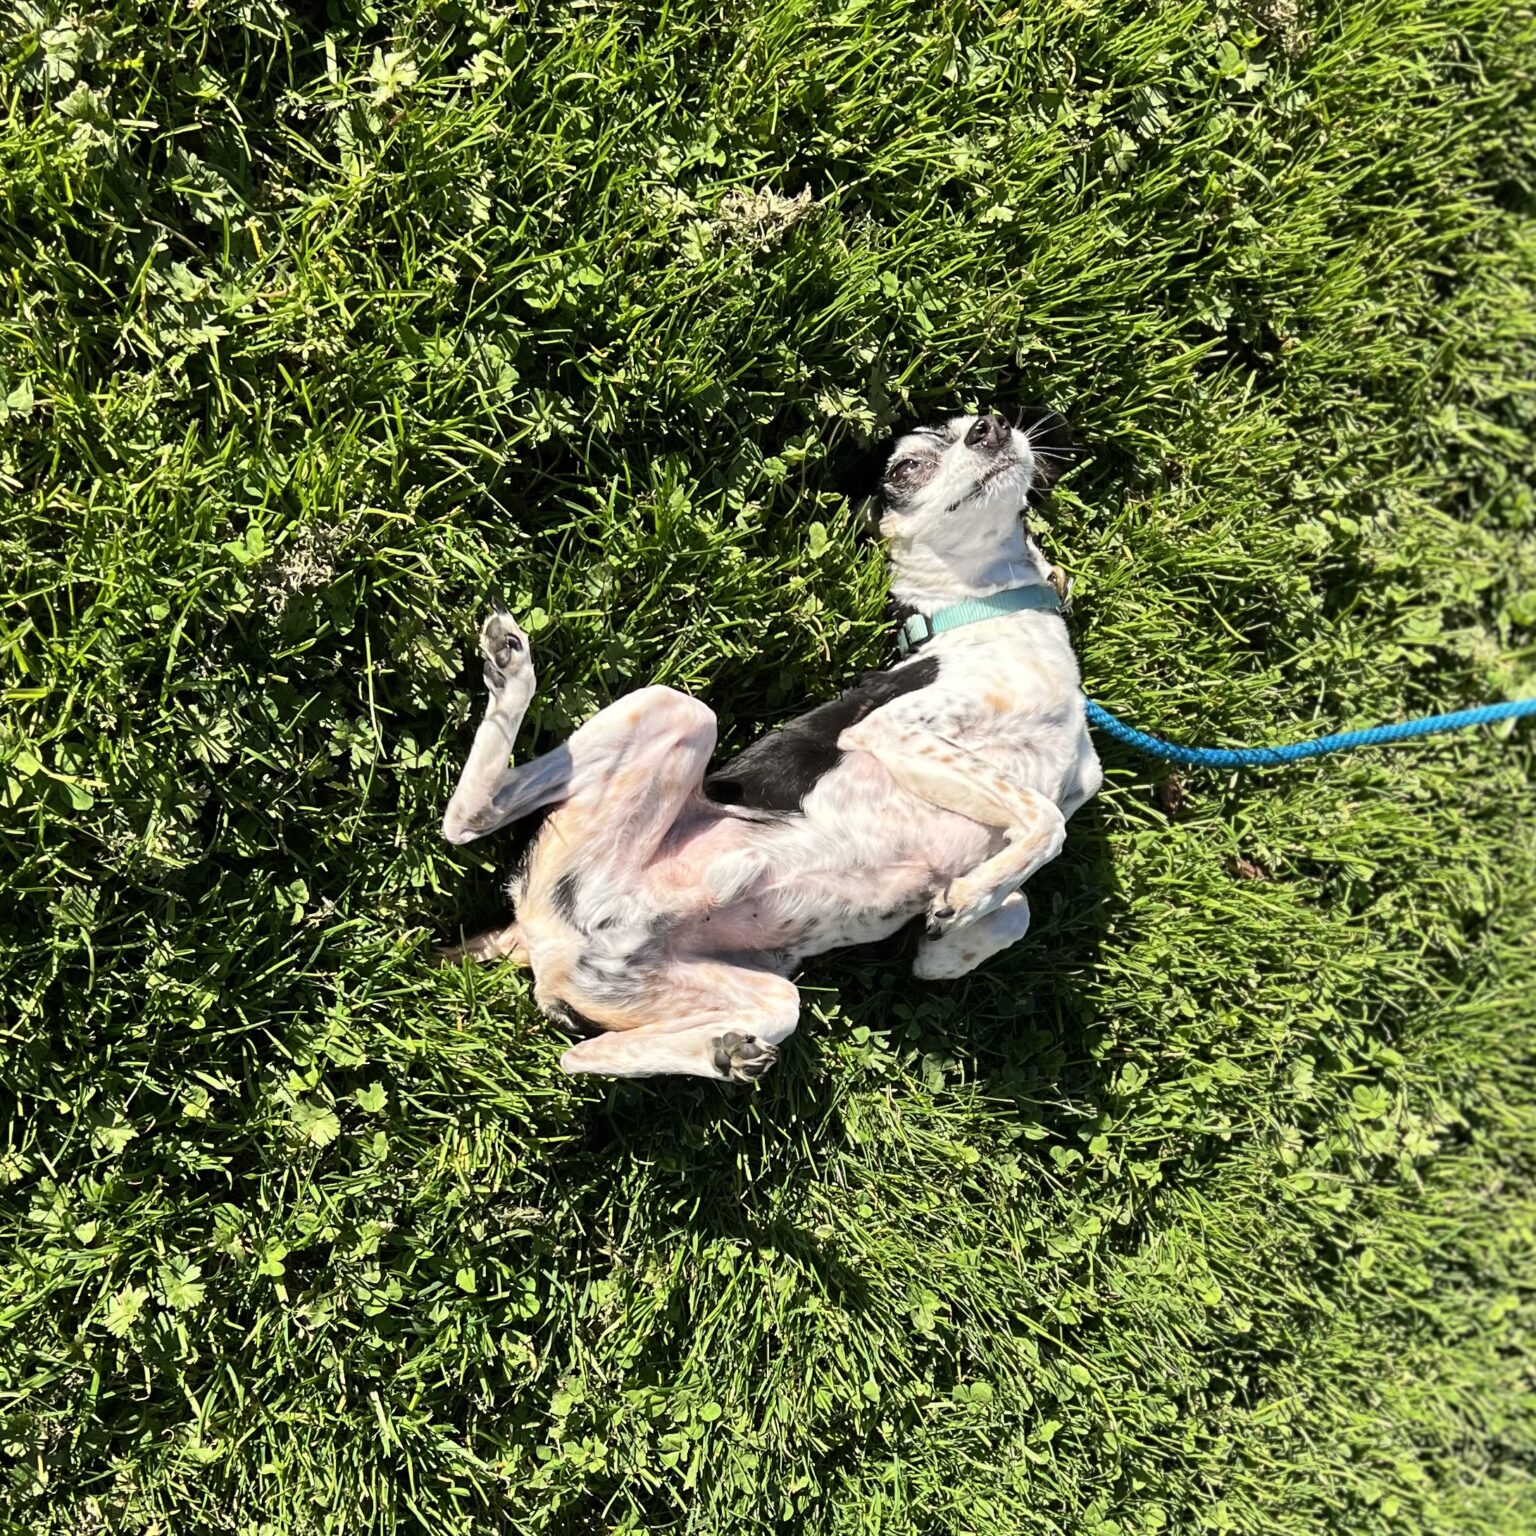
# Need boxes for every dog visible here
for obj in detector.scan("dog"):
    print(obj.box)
[439,413,1102,1081]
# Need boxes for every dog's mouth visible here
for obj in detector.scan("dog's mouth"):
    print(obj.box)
[978,455,1022,490]
[944,454,1027,513]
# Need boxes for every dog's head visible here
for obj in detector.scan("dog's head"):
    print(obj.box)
[880,410,1033,515]
[869,412,1063,567]
[845,410,1074,605]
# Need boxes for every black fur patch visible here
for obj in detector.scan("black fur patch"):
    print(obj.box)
[706,654,940,813]
[551,871,581,924]
[541,997,603,1039]
[576,950,636,998]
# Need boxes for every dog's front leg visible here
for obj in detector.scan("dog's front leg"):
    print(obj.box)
[837,715,1066,937]
[925,796,1064,935]
[442,605,572,845]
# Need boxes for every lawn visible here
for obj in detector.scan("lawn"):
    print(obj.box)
[3,0,1536,1531]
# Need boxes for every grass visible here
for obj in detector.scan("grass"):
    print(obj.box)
[2,0,1536,1530]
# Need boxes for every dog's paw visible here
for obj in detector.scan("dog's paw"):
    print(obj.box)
[712,1031,778,1083]
[925,880,1010,938]
[912,945,977,981]
[479,601,533,705]
[915,946,964,983]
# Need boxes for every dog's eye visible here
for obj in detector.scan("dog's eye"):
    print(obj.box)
[886,457,925,485]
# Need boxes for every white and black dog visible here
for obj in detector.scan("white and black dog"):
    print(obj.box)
[440,413,1102,1081]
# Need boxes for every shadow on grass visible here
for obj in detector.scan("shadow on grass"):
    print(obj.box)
[528,791,1124,1185]
[495,799,1124,1534]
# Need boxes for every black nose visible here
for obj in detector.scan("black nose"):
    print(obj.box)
[965,413,1009,450]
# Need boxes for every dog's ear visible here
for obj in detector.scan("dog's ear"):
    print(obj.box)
[832,437,893,502]
[830,434,896,530]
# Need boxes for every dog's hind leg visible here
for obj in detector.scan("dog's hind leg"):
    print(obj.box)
[560,1023,782,1082]
[443,606,573,845]
[556,963,800,1081]
[912,892,1031,980]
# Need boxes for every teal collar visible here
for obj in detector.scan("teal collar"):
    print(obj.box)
[895,584,1062,657]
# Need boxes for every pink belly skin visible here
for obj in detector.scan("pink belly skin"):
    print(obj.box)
[636,752,998,959]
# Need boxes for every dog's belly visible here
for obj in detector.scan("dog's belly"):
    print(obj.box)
[679,751,999,961]
[692,861,931,960]
[515,752,1001,1027]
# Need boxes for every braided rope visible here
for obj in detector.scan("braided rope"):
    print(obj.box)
[1082,696,1536,770]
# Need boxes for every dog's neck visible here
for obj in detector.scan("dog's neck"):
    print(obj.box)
[885,521,1053,615]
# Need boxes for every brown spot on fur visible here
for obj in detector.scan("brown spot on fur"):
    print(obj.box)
[983,691,1010,713]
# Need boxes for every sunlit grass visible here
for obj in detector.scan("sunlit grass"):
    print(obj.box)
[1,0,1534,1531]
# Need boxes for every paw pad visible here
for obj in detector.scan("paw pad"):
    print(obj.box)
[713,1031,779,1083]
[478,607,531,696]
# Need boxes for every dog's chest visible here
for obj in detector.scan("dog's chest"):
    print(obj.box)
[922,616,1080,715]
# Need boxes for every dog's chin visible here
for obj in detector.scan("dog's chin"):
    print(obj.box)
[953,454,1034,512]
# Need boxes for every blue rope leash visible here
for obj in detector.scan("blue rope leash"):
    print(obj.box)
[1083,696,1536,770]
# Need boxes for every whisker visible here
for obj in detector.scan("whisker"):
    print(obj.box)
[1030,449,1083,472]
[1022,415,1075,446]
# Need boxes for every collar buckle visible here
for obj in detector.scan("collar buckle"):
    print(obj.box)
[896,611,933,657]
